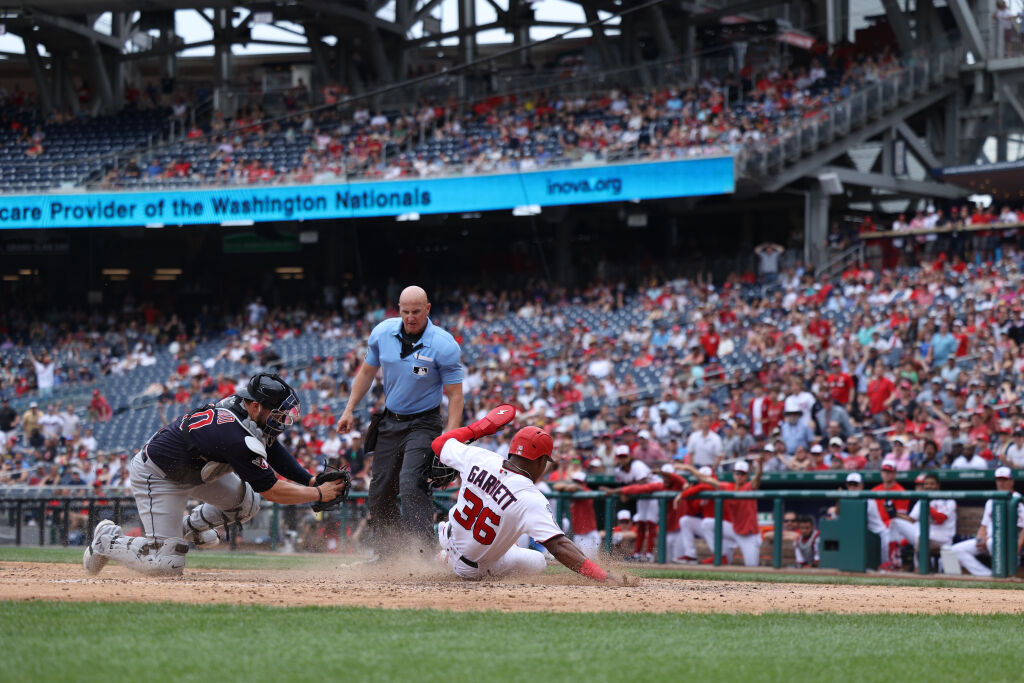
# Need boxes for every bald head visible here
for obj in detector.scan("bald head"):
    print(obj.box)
[399,285,431,335]
[399,286,429,307]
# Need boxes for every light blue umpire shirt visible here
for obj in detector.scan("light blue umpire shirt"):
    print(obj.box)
[365,317,463,415]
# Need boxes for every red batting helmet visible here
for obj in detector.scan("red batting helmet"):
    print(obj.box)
[508,427,554,461]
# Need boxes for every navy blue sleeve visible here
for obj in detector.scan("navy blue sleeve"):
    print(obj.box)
[266,440,313,486]
[185,410,279,493]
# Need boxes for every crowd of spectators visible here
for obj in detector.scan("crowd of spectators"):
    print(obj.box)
[5,239,1024,494]
[92,45,910,187]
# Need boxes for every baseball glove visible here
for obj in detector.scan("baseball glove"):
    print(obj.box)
[428,455,459,490]
[311,469,351,512]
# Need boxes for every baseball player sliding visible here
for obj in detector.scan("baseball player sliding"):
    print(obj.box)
[82,373,349,576]
[431,404,624,583]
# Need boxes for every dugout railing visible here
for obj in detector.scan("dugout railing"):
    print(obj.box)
[2,487,1020,578]
[542,489,1022,578]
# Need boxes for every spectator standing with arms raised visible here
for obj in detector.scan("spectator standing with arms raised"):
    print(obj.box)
[27,350,56,398]
[336,286,464,558]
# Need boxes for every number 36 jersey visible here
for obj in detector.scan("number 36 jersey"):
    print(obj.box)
[440,440,563,567]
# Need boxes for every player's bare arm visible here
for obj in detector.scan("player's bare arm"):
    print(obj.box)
[443,382,464,432]
[542,535,626,585]
[261,477,348,505]
[336,361,379,433]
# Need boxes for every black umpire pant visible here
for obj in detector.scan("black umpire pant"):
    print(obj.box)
[367,408,442,554]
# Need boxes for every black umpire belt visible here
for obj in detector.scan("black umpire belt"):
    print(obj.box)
[446,522,479,568]
[384,406,439,422]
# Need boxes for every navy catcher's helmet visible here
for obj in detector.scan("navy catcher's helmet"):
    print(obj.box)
[237,372,300,439]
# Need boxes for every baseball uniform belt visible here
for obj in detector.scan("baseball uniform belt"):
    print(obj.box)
[384,406,440,422]
[445,521,479,568]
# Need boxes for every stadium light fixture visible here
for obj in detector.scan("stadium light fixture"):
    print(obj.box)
[155,268,182,276]
[396,212,420,221]
[221,219,255,227]
[144,222,164,229]
[512,204,541,216]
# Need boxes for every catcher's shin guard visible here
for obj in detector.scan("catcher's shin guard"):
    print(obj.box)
[186,481,261,535]
[105,536,189,576]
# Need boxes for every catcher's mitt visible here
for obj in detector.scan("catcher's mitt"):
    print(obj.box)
[428,455,459,489]
[311,469,351,512]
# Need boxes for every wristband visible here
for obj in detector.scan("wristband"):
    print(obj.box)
[316,486,323,502]
[578,558,608,582]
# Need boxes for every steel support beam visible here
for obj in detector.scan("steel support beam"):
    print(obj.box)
[820,167,969,199]
[304,23,331,88]
[403,20,503,46]
[410,0,446,30]
[303,0,404,35]
[1000,83,1024,128]
[946,0,986,60]
[584,6,618,70]
[763,84,956,192]
[916,0,949,51]
[23,37,54,115]
[648,4,678,60]
[896,122,941,169]
[30,11,124,50]
[880,0,915,55]
[87,40,115,113]
[805,185,830,272]
[459,0,477,65]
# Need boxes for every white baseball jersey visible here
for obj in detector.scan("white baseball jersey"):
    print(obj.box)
[440,440,563,567]
[906,499,958,545]
[614,459,652,485]
[980,498,1024,537]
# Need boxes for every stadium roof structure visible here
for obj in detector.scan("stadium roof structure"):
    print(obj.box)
[0,0,1021,274]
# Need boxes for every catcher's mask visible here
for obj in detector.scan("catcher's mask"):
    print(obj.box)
[237,372,300,439]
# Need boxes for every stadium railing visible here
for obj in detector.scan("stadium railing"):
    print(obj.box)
[556,488,1021,577]
[2,485,1018,577]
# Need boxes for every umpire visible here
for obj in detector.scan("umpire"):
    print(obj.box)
[336,285,464,557]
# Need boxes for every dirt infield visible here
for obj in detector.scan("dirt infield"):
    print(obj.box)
[3,560,1023,614]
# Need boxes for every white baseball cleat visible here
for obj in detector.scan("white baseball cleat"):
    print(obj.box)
[82,519,119,575]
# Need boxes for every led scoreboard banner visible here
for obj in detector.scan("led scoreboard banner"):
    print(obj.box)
[0,156,735,229]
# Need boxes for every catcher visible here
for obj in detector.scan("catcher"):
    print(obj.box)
[83,373,349,576]
[430,404,624,583]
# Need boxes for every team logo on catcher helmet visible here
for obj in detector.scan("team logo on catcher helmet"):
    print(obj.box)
[252,457,269,470]
[508,426,553,461]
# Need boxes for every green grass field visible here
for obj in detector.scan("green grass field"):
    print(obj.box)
[0,602,1021,682]
[4,547,1023,682]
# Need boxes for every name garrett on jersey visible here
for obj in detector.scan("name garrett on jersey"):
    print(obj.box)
[466,465,519,510]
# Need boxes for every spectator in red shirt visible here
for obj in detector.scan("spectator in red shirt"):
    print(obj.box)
[952,320,970,357]
[867,370,895,414]
[169,156,191,178]
[88,390,113,422]
[808,444,830,470]
[699,323,720,360]
[826,358,854,407]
